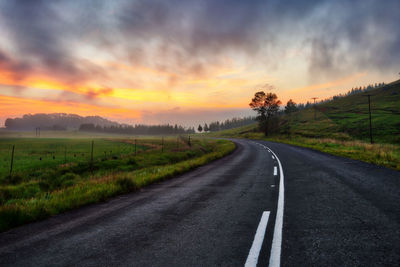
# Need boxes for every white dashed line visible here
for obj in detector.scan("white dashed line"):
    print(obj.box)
[273,166,278,176]
[245,211,270,267]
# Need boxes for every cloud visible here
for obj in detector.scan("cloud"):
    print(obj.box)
[0,50,33,81]
[304,0,400,80]
[85,87,114,99]
[0,0,109,85]
[1,0,399,84]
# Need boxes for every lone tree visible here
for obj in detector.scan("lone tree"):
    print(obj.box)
[284,99,298,114]
[249,91,281,136]
[197,124,203,132]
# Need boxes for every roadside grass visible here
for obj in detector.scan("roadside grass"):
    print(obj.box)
[263,136,400,170]
[0,137,235,232]
[207,123,400,171]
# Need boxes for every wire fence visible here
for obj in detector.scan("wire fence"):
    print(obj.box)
[0,136,192,178]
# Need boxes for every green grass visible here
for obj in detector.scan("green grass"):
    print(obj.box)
[0,138,148,177]
[0,136,235,231]
[207,80,400,170]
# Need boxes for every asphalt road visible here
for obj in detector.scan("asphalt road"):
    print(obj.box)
[0,139,399,266]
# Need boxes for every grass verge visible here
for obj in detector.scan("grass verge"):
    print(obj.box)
[0,139,235,232]
[263,136,400,170]
[207,125,400,171]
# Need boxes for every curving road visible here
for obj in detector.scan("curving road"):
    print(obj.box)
[0,139,399,266]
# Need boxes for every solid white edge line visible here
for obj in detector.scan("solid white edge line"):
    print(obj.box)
[245,211,271,267]
[273,166,278,176]
[261,143,285,267]
[251,142,285,267]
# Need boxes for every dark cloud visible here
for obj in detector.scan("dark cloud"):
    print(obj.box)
[0,50,33,81]
[0,0,399,86]
[0,0,109,84]
[118,0,264,55]
[304,0,400,79]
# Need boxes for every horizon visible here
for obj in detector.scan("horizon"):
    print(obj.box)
[0,0,399,127]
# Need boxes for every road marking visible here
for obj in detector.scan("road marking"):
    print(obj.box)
[261,143,285,267]
[272,155,275,160]
[273,166,278,176]
[245,211,270,267]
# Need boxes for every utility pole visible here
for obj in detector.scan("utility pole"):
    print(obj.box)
[363,94,373,144]
[311,97,318,120]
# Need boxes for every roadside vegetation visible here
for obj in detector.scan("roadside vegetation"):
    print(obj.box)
[207,79,400,170]
[0,135,235,231]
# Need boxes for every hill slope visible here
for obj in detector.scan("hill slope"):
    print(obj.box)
[211,79,400,144]
[271,79,400,144]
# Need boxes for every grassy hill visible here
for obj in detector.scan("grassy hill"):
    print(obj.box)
[294,79,400,144]
[207,79,400,170]
[213,79,400,144]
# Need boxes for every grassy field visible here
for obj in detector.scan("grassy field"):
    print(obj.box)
[0,134,235,231]
[206,80,400,170]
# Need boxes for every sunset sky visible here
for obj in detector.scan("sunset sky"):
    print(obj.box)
[0,0,399,127]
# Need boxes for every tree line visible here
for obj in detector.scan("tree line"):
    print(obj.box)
[197,116,255,132]
[4,113,119,131]
[298,82,386,108]
[79,123,195,135]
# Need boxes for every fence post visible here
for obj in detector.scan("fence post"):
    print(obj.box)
[188,135,191,147]
[91,140,94,162]
[135,139,137,156]
[10,145,15,175]
[177,136,179,149]
[161,137,164,153]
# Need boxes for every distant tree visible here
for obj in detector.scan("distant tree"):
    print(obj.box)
[249,91,281,136]
[284,99,298,114]
[203,123,209,132]
[197,124,203,132]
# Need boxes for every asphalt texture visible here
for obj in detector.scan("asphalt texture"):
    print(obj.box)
[0,139,399,266]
